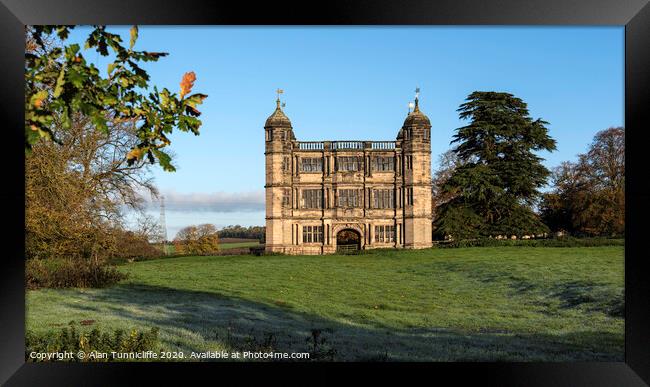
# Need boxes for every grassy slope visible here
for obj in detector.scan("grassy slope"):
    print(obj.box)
[26,246,624,361]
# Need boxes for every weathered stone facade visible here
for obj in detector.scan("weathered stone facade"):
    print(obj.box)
[265,95,432,255]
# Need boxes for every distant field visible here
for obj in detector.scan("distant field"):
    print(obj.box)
[26,246,624,361]
[218,238,260,244]
[219,241,260,250]
[155,239,260,254]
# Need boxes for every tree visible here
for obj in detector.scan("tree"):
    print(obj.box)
[538,161,581,233]
[25,25,207,172]
[584,127,625,191]
[431,150,464,218]
[434,91,556,239]
[540,127,624,236]
[25,26,208,286]
[25,112,160,261]
[174,224,220,255]
[218,225,266,242]
[134,214,165,243]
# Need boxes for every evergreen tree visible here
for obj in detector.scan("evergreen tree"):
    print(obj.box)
[434,91,556,239]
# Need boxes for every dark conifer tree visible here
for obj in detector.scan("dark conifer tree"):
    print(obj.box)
[434,91,556,239]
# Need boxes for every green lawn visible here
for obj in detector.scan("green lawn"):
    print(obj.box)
[219,241,260,250]
[25,246,624,361]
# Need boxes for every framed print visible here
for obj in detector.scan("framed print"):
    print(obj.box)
[1,0,649,385]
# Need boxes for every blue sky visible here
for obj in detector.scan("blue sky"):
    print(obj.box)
[69,26,624,238]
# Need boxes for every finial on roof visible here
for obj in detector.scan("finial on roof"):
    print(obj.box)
[276,88,284,109]
[401,86,430,129]
[265,88,292,128]
[414,87,420,112]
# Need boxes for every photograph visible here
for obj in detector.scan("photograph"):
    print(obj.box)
[21,25,628,364]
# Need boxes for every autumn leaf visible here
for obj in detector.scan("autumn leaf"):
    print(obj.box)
[184,93,208,107]
[129,25,138,50]
[185,105,201,116]
[26,40,37,52]
[126,147,144,161]
[53,66,66,97]
[31,90,48,108]
[179,71,196,99]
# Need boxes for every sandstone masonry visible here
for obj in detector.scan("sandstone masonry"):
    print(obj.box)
[265,94,433,254]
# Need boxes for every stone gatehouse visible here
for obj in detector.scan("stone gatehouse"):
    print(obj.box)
[264,93,432,255]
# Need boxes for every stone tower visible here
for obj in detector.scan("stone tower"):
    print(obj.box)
[264,97,295,252]
[397,94,433,248]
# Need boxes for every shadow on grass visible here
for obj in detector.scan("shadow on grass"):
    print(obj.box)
[432,261,624,318]
[548,281,624,318]
[55,283,623,361]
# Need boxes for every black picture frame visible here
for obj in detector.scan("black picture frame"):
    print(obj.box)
[1,0,649,385]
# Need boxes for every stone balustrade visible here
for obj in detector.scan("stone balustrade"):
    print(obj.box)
[297,141,324,150]
[296,140,397,151]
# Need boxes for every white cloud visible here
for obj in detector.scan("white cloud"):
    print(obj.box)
[145,189,265,213]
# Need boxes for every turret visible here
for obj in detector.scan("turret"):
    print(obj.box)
[398,88,433,249]
[264,96,295,153]
[265,91,294,253]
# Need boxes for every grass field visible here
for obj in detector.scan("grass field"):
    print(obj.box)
[219,241,260,250]
[25,246,624,361]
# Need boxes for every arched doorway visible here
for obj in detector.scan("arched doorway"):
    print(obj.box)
[336,229,361,253]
